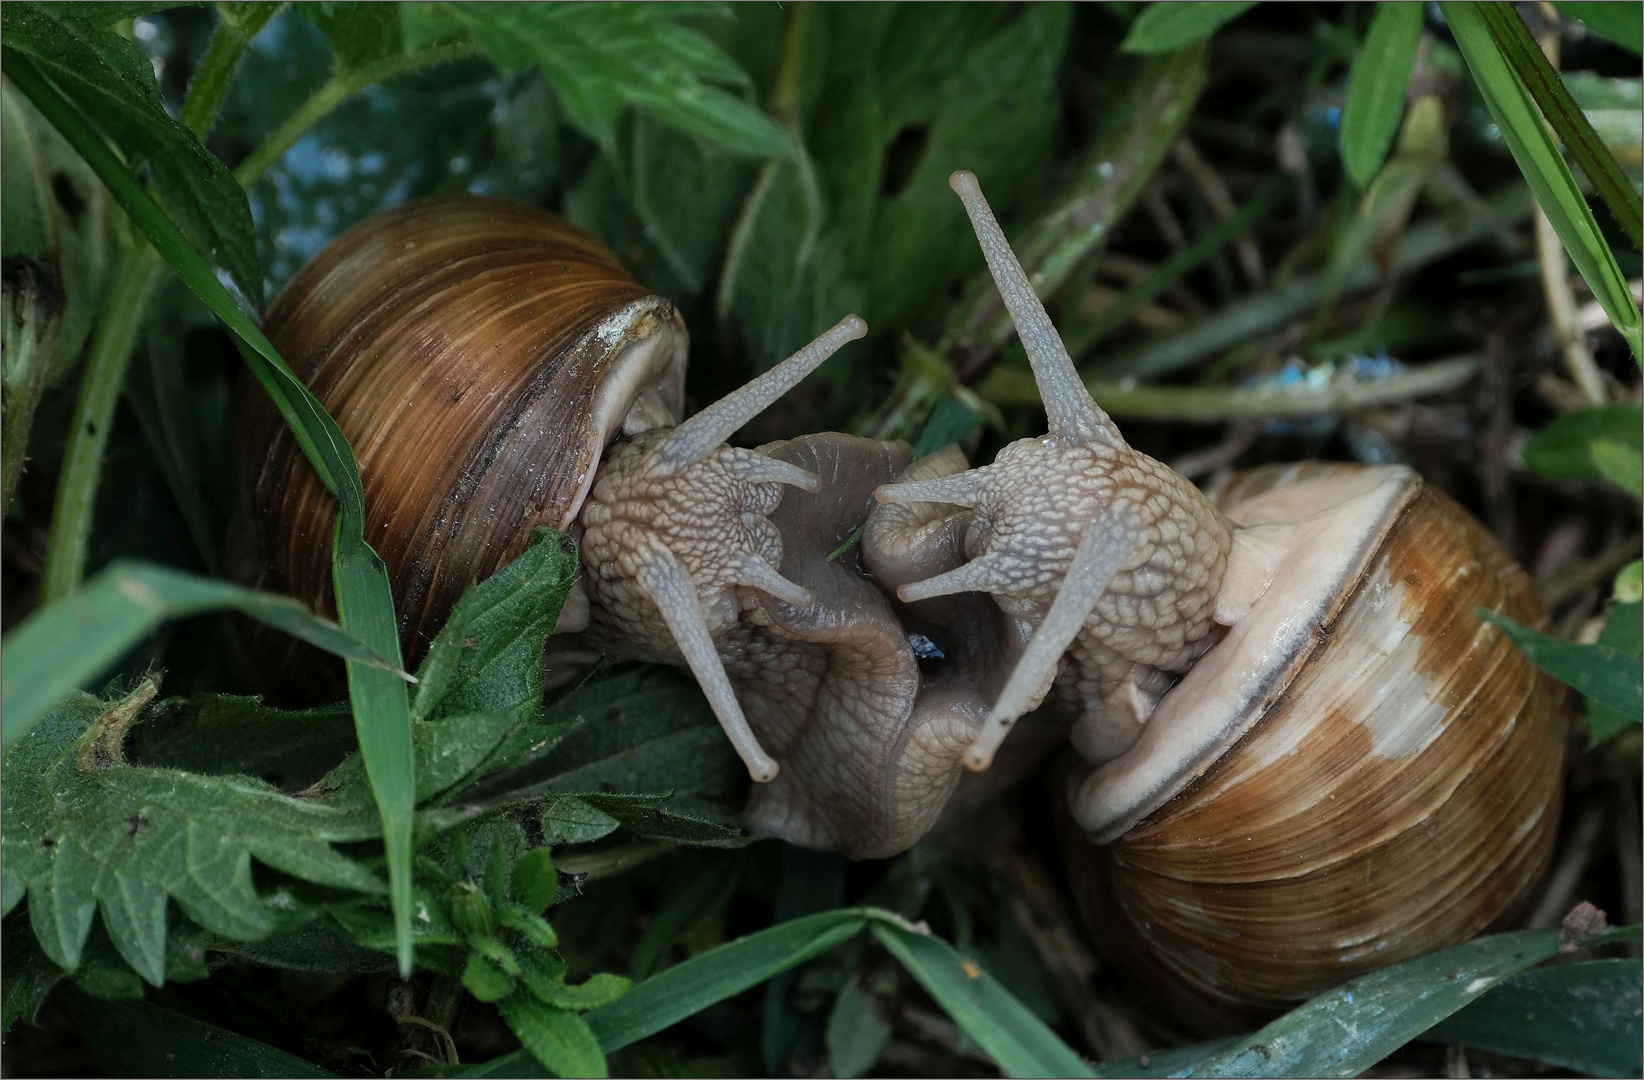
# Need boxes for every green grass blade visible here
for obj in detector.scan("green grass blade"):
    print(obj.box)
[1423,959,1643,1076]
[1340,1,1424,187]
[459,910,869,1076]
[1188,926,1642,1077]
[1441,3,1643,363]
[870,921,1097,1079]
[66,989,336,1078]
[1477,610,1643,718]
[1553,1,1643,55]
[1477,2,1642,247]
[4,49,418,976]
[1121,2,1259,53]
[0,560,407,745]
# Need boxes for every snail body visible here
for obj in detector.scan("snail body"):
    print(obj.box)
[878,172,1571,1024]
[235,195,1022,858]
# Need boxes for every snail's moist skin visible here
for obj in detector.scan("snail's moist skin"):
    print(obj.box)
[583,433,1028,858]
[957,435,1234,761]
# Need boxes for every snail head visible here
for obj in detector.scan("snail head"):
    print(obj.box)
[876,172,1234,772]
[579,317,868,783]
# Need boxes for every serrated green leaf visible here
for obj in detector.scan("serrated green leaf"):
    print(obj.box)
[1,560,406,746]
[3,4,262,306]
[501,993,608,1079]
[1188,926,1642,1077]
[1523,404,1644,481]
[464,952,517,1003]
[1479,609,1643,720]
[441,3,792,158]
[1591,438,1643,497]
[510,848,558,912]
[718,4,1072,367]
[1340,2,1423,187]
[127,695,356,792]
[1424,959,1643,1076]
[412,529,579,726]
[872,922,1097,1078]
[1121,1,1258,53]
[3,687,384,976]
[535,795,623,847]
[1553,2,1643,56]
[3,915,69,1032]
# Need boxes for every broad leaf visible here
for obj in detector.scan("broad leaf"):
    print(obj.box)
[1,685,383,984]
[412,529,579,725]
[500,994,609,1079]
[1552,1,1643,56]
[3,5,263,306]
[301,2,404,73]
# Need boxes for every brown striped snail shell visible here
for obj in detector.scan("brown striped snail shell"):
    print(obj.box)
[232,195,1030,858]
[233,196,689,681]
[1062,462,1567,1031]
[877,172,1571,1026]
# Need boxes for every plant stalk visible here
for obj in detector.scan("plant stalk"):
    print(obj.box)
[39,247,164,602]
[235,42,477,189]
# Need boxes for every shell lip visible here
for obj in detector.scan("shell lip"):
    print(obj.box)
[555,296,689,528]
[1072,464,1422,843]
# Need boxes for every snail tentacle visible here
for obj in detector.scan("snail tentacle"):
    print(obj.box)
[640,544,781,783]
[726,552,815,608]
[965,504,1144,771]
[655,315,867,469]
[948,171,1120,450]
[875,469,987,509]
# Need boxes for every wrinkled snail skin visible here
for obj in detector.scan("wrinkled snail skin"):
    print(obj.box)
[879,171,1570,1024]
[236,194,1024,858]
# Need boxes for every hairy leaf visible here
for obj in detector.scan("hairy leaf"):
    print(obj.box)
[501,993,608,1079]
[301,2,405,73]
[412,529,579,726]
[433,2,791,157]
[2,685,383,984]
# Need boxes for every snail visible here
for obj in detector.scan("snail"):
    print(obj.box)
[231,195,1037,859]
[875,172,1571,1027]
